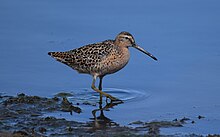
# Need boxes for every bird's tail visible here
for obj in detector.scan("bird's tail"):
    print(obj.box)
[48,51,61,57]
[48,52,69,64]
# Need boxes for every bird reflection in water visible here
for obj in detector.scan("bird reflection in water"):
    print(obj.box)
[89,97,123,130]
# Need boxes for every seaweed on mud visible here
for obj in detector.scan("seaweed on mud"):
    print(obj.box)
[61,97,81,114]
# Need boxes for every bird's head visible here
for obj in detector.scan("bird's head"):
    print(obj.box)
[115,31,158,61]
[115,31,135,48]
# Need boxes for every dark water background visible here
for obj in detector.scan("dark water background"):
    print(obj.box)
[1,0,220,135]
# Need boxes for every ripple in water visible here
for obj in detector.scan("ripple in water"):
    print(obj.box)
[67,88,151,104]
[104,88,150,102]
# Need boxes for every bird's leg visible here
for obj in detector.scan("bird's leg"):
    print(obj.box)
[98,77,103,91]
[91,76,118,101]
[98,77,109,103]
[98,76,103,104]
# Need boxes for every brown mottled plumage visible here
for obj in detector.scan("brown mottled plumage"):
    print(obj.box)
[48,31,157,102]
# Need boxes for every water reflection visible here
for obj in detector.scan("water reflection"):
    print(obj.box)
[90,98,123,130]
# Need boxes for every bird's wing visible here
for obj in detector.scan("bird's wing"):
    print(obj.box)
[66,40,114,66]
[48,40,115,71]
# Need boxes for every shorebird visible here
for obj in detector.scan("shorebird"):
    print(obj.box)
[48,31,157,102]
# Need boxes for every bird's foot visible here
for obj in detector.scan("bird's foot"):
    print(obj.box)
[106,95,123,103]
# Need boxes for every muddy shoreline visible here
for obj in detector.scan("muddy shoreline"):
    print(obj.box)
[0,93,217,137]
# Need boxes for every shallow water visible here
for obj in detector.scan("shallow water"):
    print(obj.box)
[45,88,150,122]
[1,0,220,135]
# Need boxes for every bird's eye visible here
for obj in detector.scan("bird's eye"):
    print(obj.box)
[125,37,129,39]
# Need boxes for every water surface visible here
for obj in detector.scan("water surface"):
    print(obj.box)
[1,0,220,135]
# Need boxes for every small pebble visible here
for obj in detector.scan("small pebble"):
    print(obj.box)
[198,115,205,119]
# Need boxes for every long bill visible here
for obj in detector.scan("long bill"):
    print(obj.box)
[132,44,158,61]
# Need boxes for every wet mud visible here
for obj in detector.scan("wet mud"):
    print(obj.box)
[0,93,217,137]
